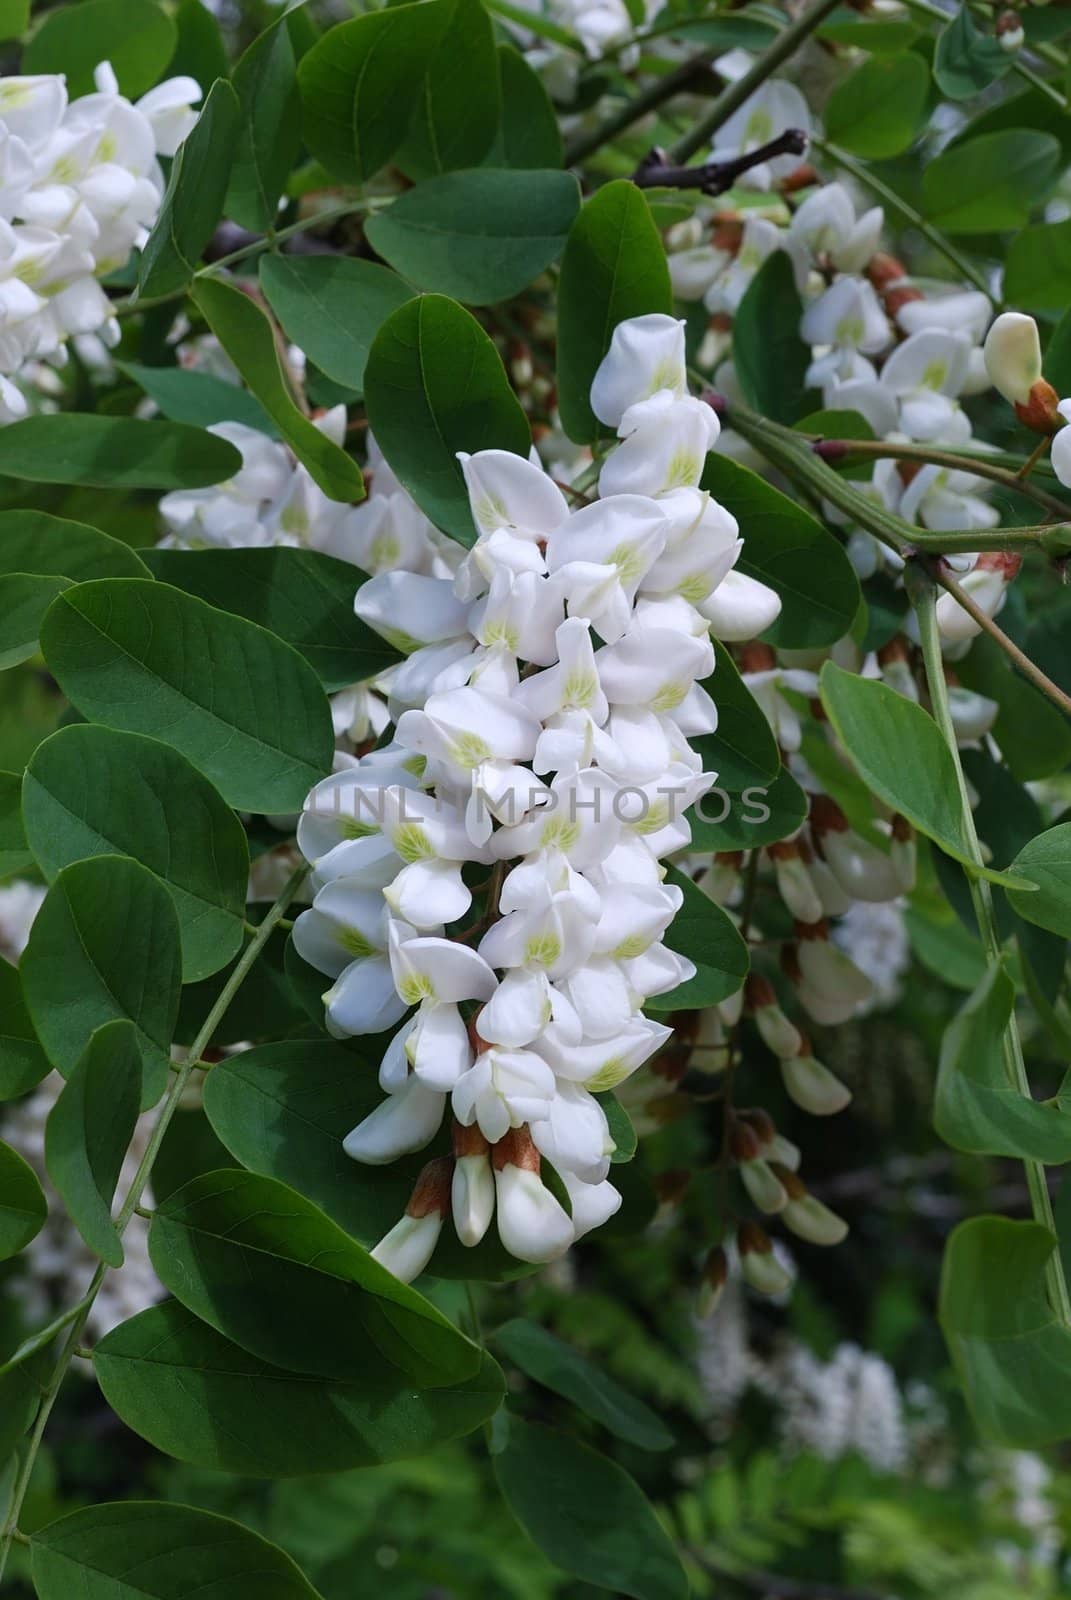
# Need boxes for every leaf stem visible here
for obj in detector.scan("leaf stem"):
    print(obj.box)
[0,863,310,1580]
[563,47,718,167]
[811,437,1071,524]
[912,576,1071,1327]
[809,136,994,300]
[930,565,1071,719]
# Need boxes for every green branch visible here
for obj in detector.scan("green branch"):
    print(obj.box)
[811,437,1071,526]
[912,575,1071,1328]
[0,863,310,1582]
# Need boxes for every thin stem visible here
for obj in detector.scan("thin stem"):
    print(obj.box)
[931,565,1071,719]
[0,1298,90,1379]
[813,437,1071,524]
[115,201,376,316]
[563,47,717,167]
[913,577,1071,1327]
[669,0,844,164]
[811,137,994,300]
[0,864,310,1579]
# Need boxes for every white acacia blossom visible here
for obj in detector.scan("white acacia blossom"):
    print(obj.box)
[294,313,783,1277]
[0,63,201,420]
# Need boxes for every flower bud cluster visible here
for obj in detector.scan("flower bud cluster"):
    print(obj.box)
[293,313,782,1277]
[0,63,201,419]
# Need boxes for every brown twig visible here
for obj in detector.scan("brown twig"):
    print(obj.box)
[931,563,1071,720]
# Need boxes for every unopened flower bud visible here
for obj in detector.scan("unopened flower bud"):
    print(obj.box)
[745,974,803,1060]
[653,1167,691,1214]
[890,814,916,892]
[452,1120,495,1247]
[780,1036,852,1116]
[738,1220,793,1296]
[775,1168,849,1245]
[936,551,1021,642]
[984,312,1047,411]
[738,1106,776,1146]
[867,252,908,292]
[877,635,919,703]
[492,1127,573,1263]
[371,1156,452,1282]
[767,837,825,923]
[699,850,743,905]
[740,1156,788,1214]
[996,10,1024,51]
[697,1244,729,1317]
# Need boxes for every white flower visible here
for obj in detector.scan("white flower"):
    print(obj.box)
[880,330,971,444]
[589,313,687,428]
[713,79,811,186]
[788,183,883,276]
[343,1071,446,1164]
[136,76,201,157]
[984,311,1042,407]
[597,392,719,499]
[492,1131,574,1263]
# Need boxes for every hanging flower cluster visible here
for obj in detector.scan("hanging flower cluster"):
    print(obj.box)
[0,63,201,419]
[293,313,783,1278]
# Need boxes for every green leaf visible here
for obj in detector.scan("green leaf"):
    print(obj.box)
[557,180,672,445]
[487,43,563,170]
[824,52,929,157]
[226,15,302,233]
[138,79,241,300]
[940,1216,1071,1446]
[0,0,27,42]
[95,1300,505,1477]
[1044,310,1071,401]
[44,1019,142,1267]
[365,169,579,305]
[0,416,241,489]
[819,662,1030,889]
[297,1,449,183]
[701,455,861,648]
[648,866,749,1012]
[143,545,399,690]
[922,131,1061,234]
[0,1354,47,1461]
[955,634,1071,782]
[599,1090,637,1164]
[935,963,1071,1161]
[495,1320,673,1451]
[202,1038,522,1281]
[0,957,49,1101]
[692,641,779,791]
[30,1502,325,1599]
[494,1418,689,1599]
[259,254,414,399]
[23,723,249,984]
[117,362,276,434]
[733,251,813,426]
[21,856,181,1108]
[396,0,499,180]
[1005,220,1071,317]
[818,10,918,51]
[40,577,334,814]
[0,1138,46,1262]
[687,763,808,853]
[0,509,149,584]
[192,276,366,503]
[905,905,987,992]
[0,573,70,670]
[169,0,228,86]
[934,5,1014,98]
[364,294,530,544]
[149,1168,483,1384]
[23,0,176,97]
[1007,823,1071,937]
[0,770,29,880]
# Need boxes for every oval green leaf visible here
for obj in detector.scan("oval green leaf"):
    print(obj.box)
[0,957,50,1102]
[934,5,1014,99]
[45,1019,142,1267]
[95,1299,505,1477]
[493,1418,688,1600]
[1008,822,1071,937]
[364,294,531,544]
[143,545,399,692]
[733,251,813,426]
[23,0,176,96]
[701,454,861,648]
[40,578,334,814]
[922,130,1061,234]
[824,52,929,157]
[0,510,149,584]
[1005,220,1071,317]
[647,866,749,1012]
[495,1319,673,1451]
[148,1167,482,1385]
[365,168,579,305]
[0,572,70,670]
[487,43,563,170]
[20,855,182,1108]
[396,0,499,180]
[0,1138,46,1262]
[226,14,302,234]
[298,1,450,183]
[30,1501,325,1600]
[24,723,249,983]
[0,416,241,489]
[259,254,414,397]
[192,275,366,503]
[117,362,277,435]
[138,79,241,300]
[556,180,672,444]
